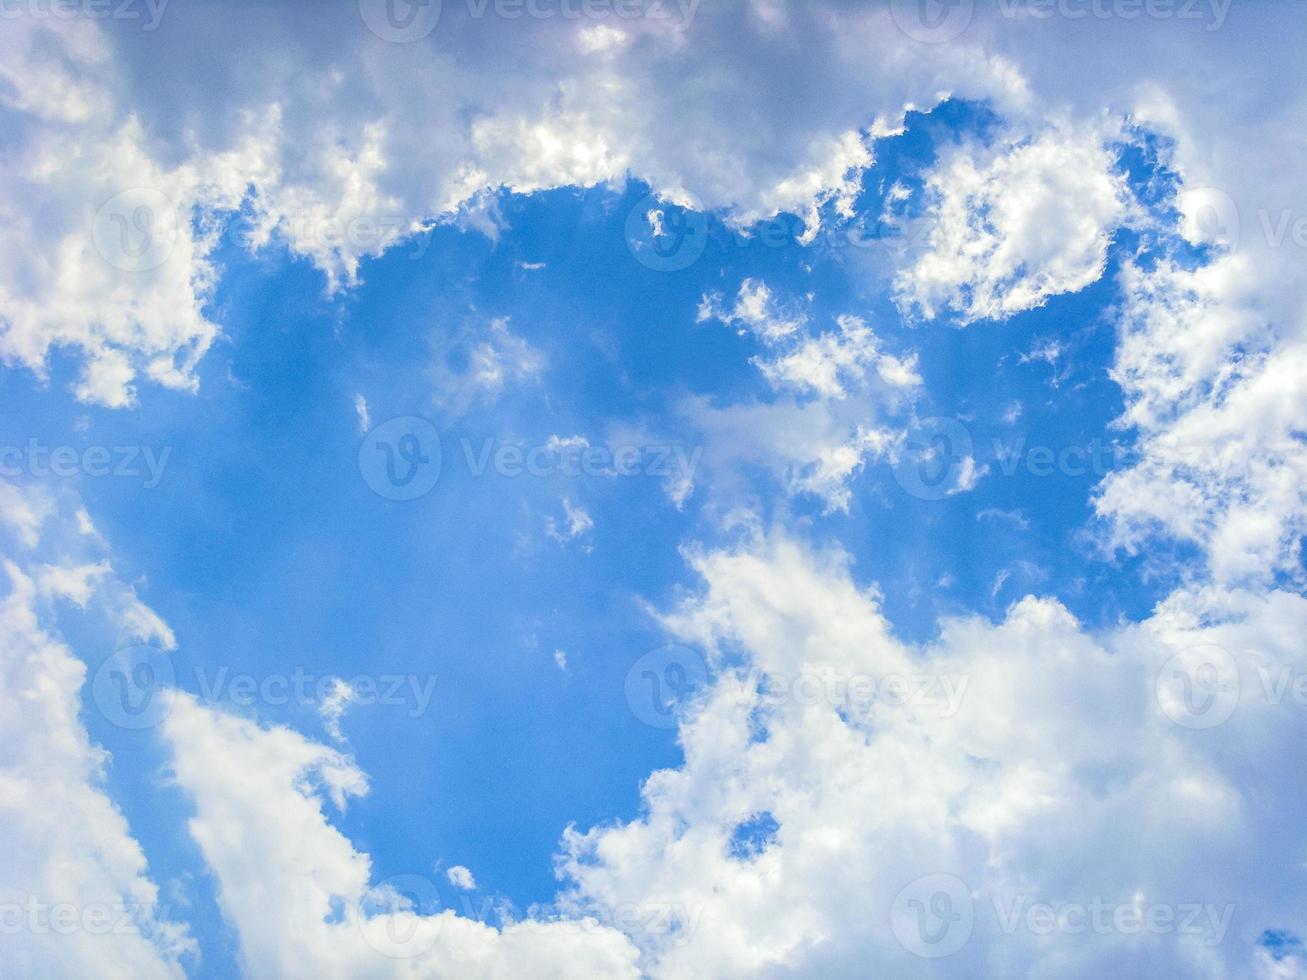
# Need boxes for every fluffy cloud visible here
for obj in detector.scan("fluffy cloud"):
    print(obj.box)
[0,3,1026,406]
[0,486,190,978]
[161,693,641,979]
[689,281,919,512]
[558,532,1307,978]
[893,123,1130,324]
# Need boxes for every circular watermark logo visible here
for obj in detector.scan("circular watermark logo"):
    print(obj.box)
[92,187,178,273]
[624,644,709,729]
[1156,644,1241,730]
[888,0,974,44]
[890,872,974,959]
[359,873,442,959]
[90,644,176,730]
[624,194,709,272]
[1177,186,1240,250]
[892,416,974,500]
[359,417,442,501]
[358,0,442,41]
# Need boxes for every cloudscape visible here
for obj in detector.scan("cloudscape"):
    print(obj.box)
[3,1,1307,977]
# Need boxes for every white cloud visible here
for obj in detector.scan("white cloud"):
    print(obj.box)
[161,694,641,978]
[546,498,595,549]
[692,283,919,512]
[557,532,1307,977]
[446,866,477,891]
[0,486,190,978]
[894,124,1130,324]
[431,317,546,418]
[756,315,921,400]
[353,394,371,434]
[699,279,806,345]
[679,393,899,514]
[318,678,356,743]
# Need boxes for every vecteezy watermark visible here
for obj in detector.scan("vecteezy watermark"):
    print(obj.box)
[892,416,978,501]
[359,417,444,501]
[888,0,974,44]
[0,898,161,936]
[1179,186,1307,252]
[996,0,1232,31]
[889,416,1236,501]
[359,873,444,959]
[359,418,703,501]
[92,188,178,273]
[891,873,975,958]
[1155,644,1241,730]
[89,644,438,730]
[94,190,439,275]
[358,873,704,960]
[625,193,709,272]
[890,872,1234,959]
[723,668,970,718]
[359,0,700,42]
[624,644,710,729]
[0,0,169,31]
[888,0,1233,45]
[1155,644,1307,730]
[207,208,439,262]
[989,894,1234,946]
[0,441,171,489]
[625,197,954,273]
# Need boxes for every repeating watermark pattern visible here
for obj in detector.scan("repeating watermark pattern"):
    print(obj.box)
[212,210,438,261]
[889,0,974,44]
[90,645,438,730]
[891,873,975,958]
[93,188,178,273]
[624,644,709,729]
[891,872,1234,959]
[0,441,171,488]
[0,0,169,30]
[888,415,1270,501]
[625,194,709,272]
[725,668,970,718]
[1155,644,1241,730]
[1155,645,1307,730]
[357,873,704,960]
[359,417,444,501]
[996,0,1232,30]
[623,200,948,274]
[360,873,444,958]
[359,418,703,500]
[1180,186,1307,251]
[360,0,700,42]
[358,0,443,41]
[888,0,1232,44]
[93,192,440,276]
[989,894,1234,945]
[0,898,162,936]
[892,416,977,501]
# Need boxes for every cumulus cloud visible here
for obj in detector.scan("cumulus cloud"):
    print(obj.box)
[0,486,190,978]
[0,3,1027,406]
[558,532,1307,978]
[893,124,1130,324]
[161,694,641,979]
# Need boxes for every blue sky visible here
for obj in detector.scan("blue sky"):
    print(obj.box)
[4,4,1307,979]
